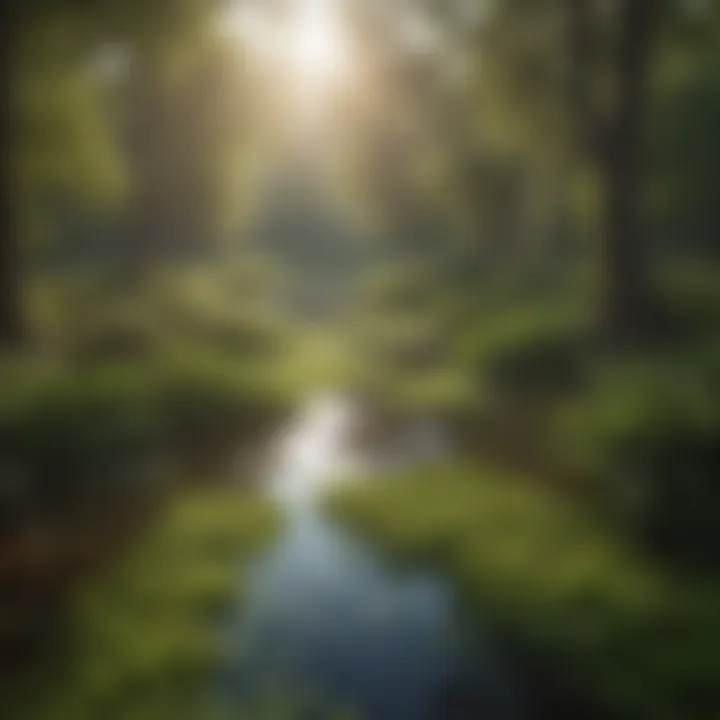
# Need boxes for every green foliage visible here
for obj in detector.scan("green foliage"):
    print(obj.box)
[1,268,297,524]
[152,350,290,457]
[18,30,126,247]
[142,269,289,360]
[557,343,720,562]
[0,348,291,523]
[5,490,279,720]
[648,13,720,255]
[438,266,720,566]
[484,326,589,396]
[0,362,161,521]
[457,300,590,398]
[69,312,160,363]
[329,465,720,720]
[659,262,720,338]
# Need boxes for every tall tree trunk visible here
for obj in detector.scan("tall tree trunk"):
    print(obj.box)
[0,6,23,347]
[600,0,659,342]
[124,56,172,283]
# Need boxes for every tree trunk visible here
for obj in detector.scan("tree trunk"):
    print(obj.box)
[124,56,173,283]
[600,0,659,343]
[0,7,23,347]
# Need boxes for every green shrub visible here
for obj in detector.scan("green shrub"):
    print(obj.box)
[0,352,289,527]
[69,312,160,364]
[484,326,590,397]
[0,364,161,521]
[153,352,289,461]
[329,465,720,720]
[557,347,720,564]
[4,490,279,720]
[457,301,590,399]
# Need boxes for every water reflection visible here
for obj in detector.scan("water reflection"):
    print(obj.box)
[217,394,525,719]
[267,394,364,502]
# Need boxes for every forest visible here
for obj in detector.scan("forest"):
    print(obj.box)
[1,0,720,718]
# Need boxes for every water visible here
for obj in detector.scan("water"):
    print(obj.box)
[217,394,527,719]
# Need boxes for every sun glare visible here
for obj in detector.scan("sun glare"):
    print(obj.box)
[287,0,348,86]
[223,0,349,86]
[288,0,344,82]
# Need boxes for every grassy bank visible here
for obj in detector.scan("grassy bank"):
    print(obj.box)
[3,490,279,720]
[328,464,720,720]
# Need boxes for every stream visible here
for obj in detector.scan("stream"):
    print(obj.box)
[216,394,528,719]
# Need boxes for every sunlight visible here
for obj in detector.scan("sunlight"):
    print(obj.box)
[222,0,351,94]
[288,0,346,85]
[268,394,362,503]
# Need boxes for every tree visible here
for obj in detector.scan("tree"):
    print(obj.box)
[467,0,666,342]
[0,1,30,345]
[0,0,219,344]
[568,0,662,340]
[0,1,124,344]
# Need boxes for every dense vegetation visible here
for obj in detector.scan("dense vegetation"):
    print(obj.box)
[2,490,278,719]
[0,0,719,717]
[329,465,720,720]
[0,3,298,713]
